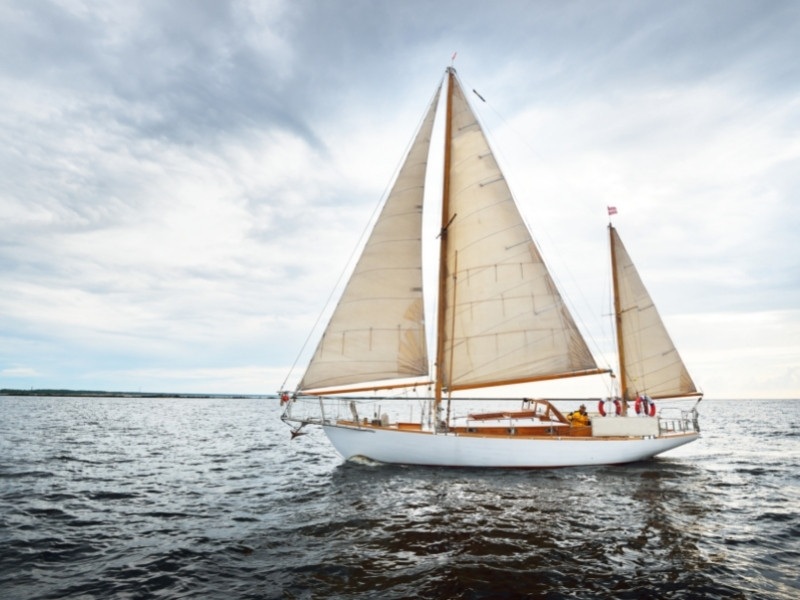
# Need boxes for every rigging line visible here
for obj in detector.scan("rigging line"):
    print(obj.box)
[280,73,446,392]
[459,72,616,376]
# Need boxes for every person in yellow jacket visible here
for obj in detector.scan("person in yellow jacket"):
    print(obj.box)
[568,404,591,427]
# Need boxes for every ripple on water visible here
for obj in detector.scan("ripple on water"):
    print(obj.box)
[0,397,798,600]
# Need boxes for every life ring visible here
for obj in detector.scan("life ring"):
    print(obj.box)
[634,396,656,416]
[280,392,290,405]
[598,399,622,417]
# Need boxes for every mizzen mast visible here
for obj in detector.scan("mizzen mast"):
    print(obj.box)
[609,223,629,407]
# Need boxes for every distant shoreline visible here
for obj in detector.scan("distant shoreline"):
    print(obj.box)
[0,389,275,399]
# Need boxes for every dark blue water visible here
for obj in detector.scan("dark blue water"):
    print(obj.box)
[1,397,798,599]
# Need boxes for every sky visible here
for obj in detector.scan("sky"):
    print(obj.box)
[1,0,798,399]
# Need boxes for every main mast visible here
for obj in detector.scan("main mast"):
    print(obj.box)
[434,67,456,414]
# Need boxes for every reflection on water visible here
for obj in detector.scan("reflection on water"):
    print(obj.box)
[0,397,797,599]
[277,458,729,599]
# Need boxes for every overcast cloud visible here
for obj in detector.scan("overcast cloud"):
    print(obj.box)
[1,0,798,398]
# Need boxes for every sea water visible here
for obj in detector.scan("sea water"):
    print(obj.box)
[1,396,798,599]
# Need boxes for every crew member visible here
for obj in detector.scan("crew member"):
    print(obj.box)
[568,404,590,427]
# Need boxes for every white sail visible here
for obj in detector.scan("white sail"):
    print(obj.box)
[611,226,698,399]
[297,87,441,392]
[440,77,599,391]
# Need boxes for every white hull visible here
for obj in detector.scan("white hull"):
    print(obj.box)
[322,424,698,468]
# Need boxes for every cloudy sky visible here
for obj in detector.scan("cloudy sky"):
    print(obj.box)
[1,0,798,398]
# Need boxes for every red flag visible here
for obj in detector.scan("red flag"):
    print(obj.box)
[607,206,618,216]
[451,51,458,62]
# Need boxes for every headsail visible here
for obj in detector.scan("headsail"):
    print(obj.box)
[297,86,441,393]
[610,225,698,399]
[440,73,601,392]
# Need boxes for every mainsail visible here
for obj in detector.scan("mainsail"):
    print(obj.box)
[610,225,698,399]
[439,75,601,391]
[297,87,441,392]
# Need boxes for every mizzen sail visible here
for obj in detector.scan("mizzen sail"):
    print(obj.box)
[610,226,698,399]
[297,86,441,392]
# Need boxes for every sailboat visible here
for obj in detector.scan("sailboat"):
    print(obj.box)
[280,67,702,468]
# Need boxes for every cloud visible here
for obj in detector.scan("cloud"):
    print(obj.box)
[1,367,42,379]
[2,1,308,138]
[0,1,798,397]
[673,310,800,399]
